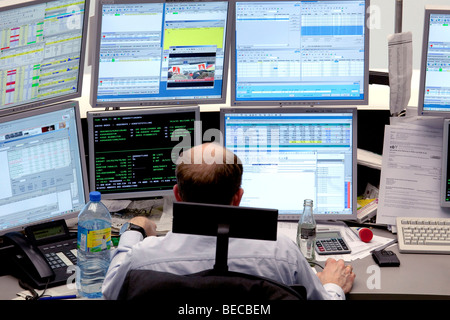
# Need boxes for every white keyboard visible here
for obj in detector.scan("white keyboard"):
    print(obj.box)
[396,217,450,254]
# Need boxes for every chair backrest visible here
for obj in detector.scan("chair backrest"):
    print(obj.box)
[117,269,306,301]
[117,202,306,300]
[171,202,279,241]
[172,202,278,272]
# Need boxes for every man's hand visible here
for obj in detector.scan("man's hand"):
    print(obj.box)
[129,216,157,237]
[316,258,355,294]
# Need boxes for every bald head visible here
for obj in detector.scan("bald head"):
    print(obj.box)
[174,143,243,205]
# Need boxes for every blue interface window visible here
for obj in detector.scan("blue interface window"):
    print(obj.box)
[234,0,367,103]
[223,110,355,217]
[0,104,86,233]
[95,1,229,104]
[422,13,450,112]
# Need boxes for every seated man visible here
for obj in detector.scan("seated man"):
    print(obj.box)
[102,143,355,300]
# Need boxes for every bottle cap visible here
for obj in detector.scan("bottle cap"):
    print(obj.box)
[358,227,373,243]
[89,191,101,202]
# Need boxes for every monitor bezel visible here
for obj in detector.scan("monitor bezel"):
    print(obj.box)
[0,100,89,236]
[0,0,90,117]
[230,0,370,107]
[220,106,358,221]
[87,106,202,200]
[89,0,232,109]
[418,6,450,117]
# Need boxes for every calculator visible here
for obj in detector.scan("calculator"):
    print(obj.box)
[315,231,351,255]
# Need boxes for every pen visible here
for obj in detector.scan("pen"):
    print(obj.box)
[39,294,77,300]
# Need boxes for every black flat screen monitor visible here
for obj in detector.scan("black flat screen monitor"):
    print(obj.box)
[87,106,201,199]
[90,0,231,108]
[220,106,357,221]
[231,0,369,107]
[418,6,450,117]
[0,101,89,235]
[0,0,90,116]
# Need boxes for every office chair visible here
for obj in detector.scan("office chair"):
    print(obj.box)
[117,202,306,301]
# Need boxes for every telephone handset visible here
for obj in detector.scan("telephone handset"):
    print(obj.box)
[3,231,54,287]
[2,219,77,289]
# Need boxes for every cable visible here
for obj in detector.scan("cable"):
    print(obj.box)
[18,279,38,300]
[18,278,50,300]
[309,261,324,270]
[36,279,50,300]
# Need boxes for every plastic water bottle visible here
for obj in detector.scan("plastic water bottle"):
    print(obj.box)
[297,199,316,262]
[77,191,112,298]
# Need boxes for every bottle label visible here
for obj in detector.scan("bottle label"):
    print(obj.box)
[77,226,111,253]
[300,228,316,239]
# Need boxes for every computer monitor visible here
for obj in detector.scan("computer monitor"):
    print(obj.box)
[0,0,90,116]
[418,6,450,117]
[220,106,357,221]
[0,101,89,235]
[90,0,231,108]
[440,119,450,207]
[231,0,370,107]
[87,106,201,200]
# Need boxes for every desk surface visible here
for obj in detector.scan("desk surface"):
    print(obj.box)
[0,275,22,300]
[1,228,449,300]
[346,228,450,299]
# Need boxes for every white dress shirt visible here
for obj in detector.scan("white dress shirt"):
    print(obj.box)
[102,231,345,300]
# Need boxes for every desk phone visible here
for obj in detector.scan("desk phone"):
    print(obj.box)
[3,220,77,289]
[40,238,77,274]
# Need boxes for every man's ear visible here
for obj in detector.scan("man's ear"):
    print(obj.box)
[173,184,183,202]
[231,188,244,206]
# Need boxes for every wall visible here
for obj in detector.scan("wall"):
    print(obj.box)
[370,0,450,70]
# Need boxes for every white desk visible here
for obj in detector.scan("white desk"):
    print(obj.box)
[345,228,450,299]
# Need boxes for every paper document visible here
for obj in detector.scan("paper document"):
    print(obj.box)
[376,123,450,226]
[388,32,413,114]
[157,209,173,232]
[357,148,382,170]
[313,223,394,262]
[103,199,132,213]
[156,195,175,232]
[277,222,393,262]
[14,283,78,300]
